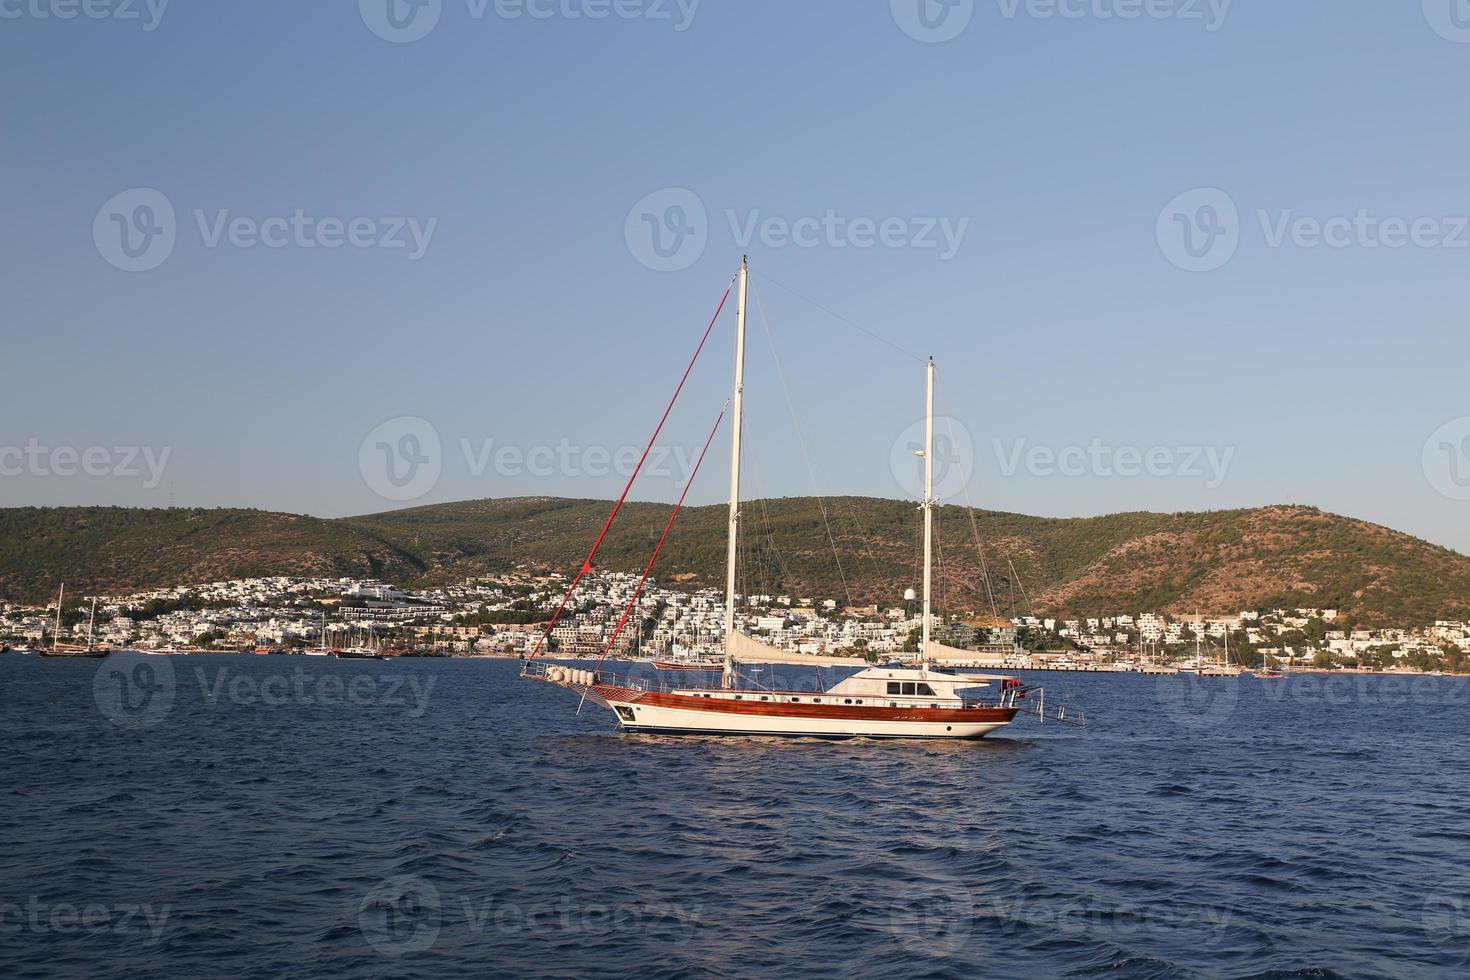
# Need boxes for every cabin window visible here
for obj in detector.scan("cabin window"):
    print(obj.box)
[760,696,769,701]
[813,698,822,703]
[854,699,863,705]
[843,699,852,704]
[901,683,917,695]
[930,703,939,708]
[917,683,936,696]
[887,682,901,695]
[734,695,743,700]
[615,706,635,722]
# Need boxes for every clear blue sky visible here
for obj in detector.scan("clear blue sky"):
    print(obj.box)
[4,2,1469,553]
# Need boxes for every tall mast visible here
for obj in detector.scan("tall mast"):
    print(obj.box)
[53,582,64,651]
[1196,610,1201,669]
[721,257,749,688]
[921,358,935,673]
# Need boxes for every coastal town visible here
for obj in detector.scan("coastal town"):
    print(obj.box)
[4,571,1468,674]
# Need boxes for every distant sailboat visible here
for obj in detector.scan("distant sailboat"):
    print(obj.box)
[1200,617,1244,677]
[302,610,335,656]
[1256,646,1284,679]
[1178,611,1204,674]
[338,624,388,660]
[40,585,109,659]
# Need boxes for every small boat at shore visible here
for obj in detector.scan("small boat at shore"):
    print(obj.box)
[337,646,387,660]
[1254,648,1284,679]
[301,611,336,655]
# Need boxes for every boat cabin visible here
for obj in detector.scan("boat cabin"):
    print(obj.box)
[819,667,1012,707]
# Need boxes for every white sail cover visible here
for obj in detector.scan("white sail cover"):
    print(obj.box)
[923,639,1009,665]
[727,631,870,668]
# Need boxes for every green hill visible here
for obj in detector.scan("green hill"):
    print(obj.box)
[2,498,1468,626]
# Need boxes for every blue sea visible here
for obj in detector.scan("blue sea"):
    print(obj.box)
[2,653,1468,979]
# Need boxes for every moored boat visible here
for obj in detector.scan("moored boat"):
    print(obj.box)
[40,586,110,658]
[338,646,387,660]
[523,258,1078,739]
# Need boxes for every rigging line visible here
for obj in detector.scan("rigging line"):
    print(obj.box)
[837,492,884,593]
[749,458,794,586]
[530,276,735,659]
[749,280,853,606]
[1007,557,1035,618]
[941,413,1000,622]
[750,269,926,365]
[761,498,793,585]
[935,504,948,632]
[597,403,726,671]
[911,504,922,602]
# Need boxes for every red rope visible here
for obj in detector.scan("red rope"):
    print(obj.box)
[529,282,733,659]
[597,405,724,671]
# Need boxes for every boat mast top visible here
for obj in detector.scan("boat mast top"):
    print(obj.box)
[921,357,935,676]
[722,256,749,689]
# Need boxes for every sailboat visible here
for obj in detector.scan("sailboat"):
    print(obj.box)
[1200,617,1244,677]
[40,585,110,659]
[338,624,388,660]
[302,611,335,656]
[1256,646,1284,679]
[522,258,1038,739]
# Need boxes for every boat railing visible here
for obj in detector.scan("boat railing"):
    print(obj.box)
[520,660,655,693]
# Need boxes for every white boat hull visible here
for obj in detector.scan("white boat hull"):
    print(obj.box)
[573,682,1017,740]
[611,697,1011,739]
